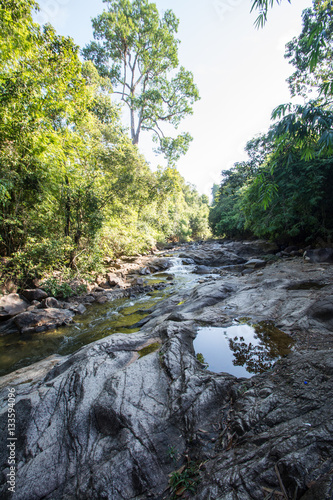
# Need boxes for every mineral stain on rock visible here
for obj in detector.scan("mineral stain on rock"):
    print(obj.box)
[194,321,294,377]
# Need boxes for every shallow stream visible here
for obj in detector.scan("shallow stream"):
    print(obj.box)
[0,257,198,376]
[0,256,294,378]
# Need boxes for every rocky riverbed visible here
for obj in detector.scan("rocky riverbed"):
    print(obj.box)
[0,240,332,499]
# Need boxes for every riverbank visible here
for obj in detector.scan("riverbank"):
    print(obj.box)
[0,240,332,499]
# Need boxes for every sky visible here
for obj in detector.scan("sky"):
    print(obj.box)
[35,0,313,196]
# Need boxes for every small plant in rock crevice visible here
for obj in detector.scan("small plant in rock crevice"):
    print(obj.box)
[168,461,202,498]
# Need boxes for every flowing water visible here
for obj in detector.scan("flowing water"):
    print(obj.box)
[0,257,198,377]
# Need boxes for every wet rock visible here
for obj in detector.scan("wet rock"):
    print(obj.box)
[0,325,234,500]
[0,294,29,320]
[150,258,172,270]
[244,258,266,269]
[182,258,195,265]
[21,289,48,302]
[95,295,108,304]
[194,265,212,275]
[13,308,74,333]
[0,318,18,336]
[63,303,87,315]
[139,266,151,275]
[304,248,333,263]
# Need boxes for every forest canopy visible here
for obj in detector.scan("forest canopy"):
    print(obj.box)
[0,0,210,287]
[210,0,333,245]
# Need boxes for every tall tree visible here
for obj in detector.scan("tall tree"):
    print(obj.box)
[83,0,200,164]
[285,0,333,99]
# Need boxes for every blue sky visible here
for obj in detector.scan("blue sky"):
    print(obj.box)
[35,0,312,196]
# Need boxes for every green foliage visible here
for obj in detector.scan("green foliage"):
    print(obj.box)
[168,462,201,498]
[0,0,208,287]
[196,352,208,368]
[210,1,333,245]
[41,279,74,299]
[251,0,291,29]
[83,0,200,164]
[40,278,87,299]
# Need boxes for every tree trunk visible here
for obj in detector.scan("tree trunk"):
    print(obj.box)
[130,107,140,145]
[64,176,71,238]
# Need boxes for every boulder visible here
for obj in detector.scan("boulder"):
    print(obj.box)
[244,258,266,269]
[39,297,61,309]
[139,266,151,275]
[13,308,74,334]
[106,273,123,287]
[304,248,333,263]
[21,289,48,302]
[150,258,172,270]
[0,293,29,321]
[194,265,212,275]
[307,299,333,329]
[62,303,87,315]
[182,258,195,265]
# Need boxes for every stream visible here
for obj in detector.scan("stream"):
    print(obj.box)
[0,256,199,377]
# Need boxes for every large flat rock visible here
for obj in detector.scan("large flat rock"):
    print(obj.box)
[0,243,332,499]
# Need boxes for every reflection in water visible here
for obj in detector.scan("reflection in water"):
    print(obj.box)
[194,322,294,378]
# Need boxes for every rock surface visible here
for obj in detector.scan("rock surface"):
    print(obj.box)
[20,289,48,302]
[0,240,332,499]
[304,248,333,263]
[13,308,75,333]
[0,294,29,320]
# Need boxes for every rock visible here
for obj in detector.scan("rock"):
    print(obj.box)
[179,242,246,266]
[149,258,172,270]
[76,304,87,315]
[134,277,145,286]
[284,245,300,254]
[244,258,266,269]
[13,308,74,334]
[0,318,18,336]
[139,266,151,275]
[21,289,48,302]
[62,303,87,315]
[304,248,333,263]
[307,299,333,329]
[182,258,195,265]
[196,350,333,499]
[106,273,123,287]
[1,241,333,499]
[95,295,108,304]
[82,295,95,304]
[0,293,29,320]
[194,265,212,275]
[39,297,61,309]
